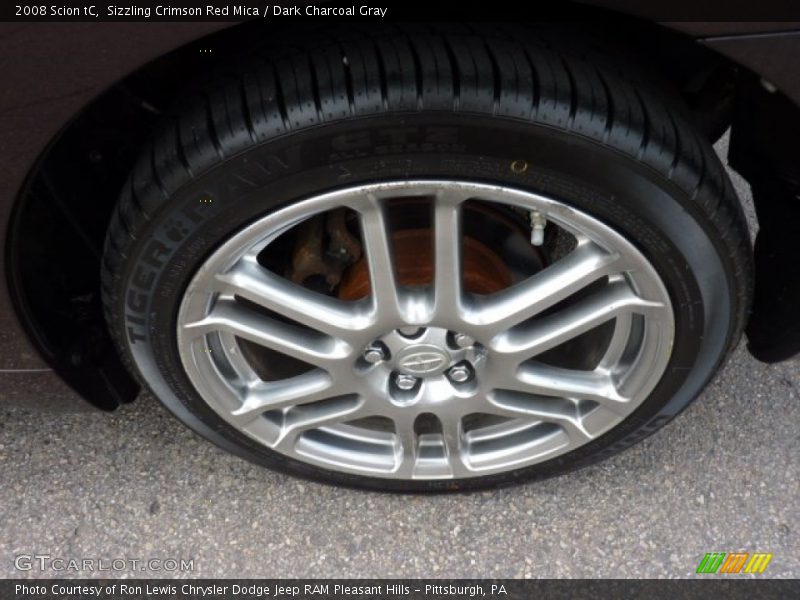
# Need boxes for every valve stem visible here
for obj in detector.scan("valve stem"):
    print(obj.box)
[529,211,547,246]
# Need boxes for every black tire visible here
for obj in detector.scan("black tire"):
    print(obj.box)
[102,25,752,491]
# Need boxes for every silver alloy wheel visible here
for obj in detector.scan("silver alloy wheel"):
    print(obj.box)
[176,181,674,480]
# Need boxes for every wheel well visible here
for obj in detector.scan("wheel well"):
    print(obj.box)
[4,15,772,409]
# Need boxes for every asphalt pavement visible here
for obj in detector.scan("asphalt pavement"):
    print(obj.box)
[1,137,798,579]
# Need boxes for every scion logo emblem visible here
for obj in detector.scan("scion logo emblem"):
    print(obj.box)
[396,346,450,375]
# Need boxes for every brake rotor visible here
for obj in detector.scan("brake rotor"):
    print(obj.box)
[338,228,513,300]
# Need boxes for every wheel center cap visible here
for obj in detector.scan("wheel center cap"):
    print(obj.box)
[395,345,451,376]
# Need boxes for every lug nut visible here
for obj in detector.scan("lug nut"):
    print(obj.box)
[395,374,418,391]
[363,345,385,364]
[453,333,475,348]
[448,365,471,383]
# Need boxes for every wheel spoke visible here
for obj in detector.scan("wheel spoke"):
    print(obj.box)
[486,392,593,444]
[358,194,402,319]
[215,257,369,338]
[230,370,336,425]
[514,363,629,408]
[467,240,619,331]
[490,279,665,361]
[392,414,419,478]
[441,417,473,479]
[598,312,634,368]
[271,395,365,452]
[181,299,350,367]
[433,191,464,315]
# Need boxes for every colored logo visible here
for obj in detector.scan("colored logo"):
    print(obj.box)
[696,552,773,574]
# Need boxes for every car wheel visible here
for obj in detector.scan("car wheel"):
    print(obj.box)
[102,27,752,491]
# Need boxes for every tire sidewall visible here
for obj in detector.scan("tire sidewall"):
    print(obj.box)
[114,114,735,491]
